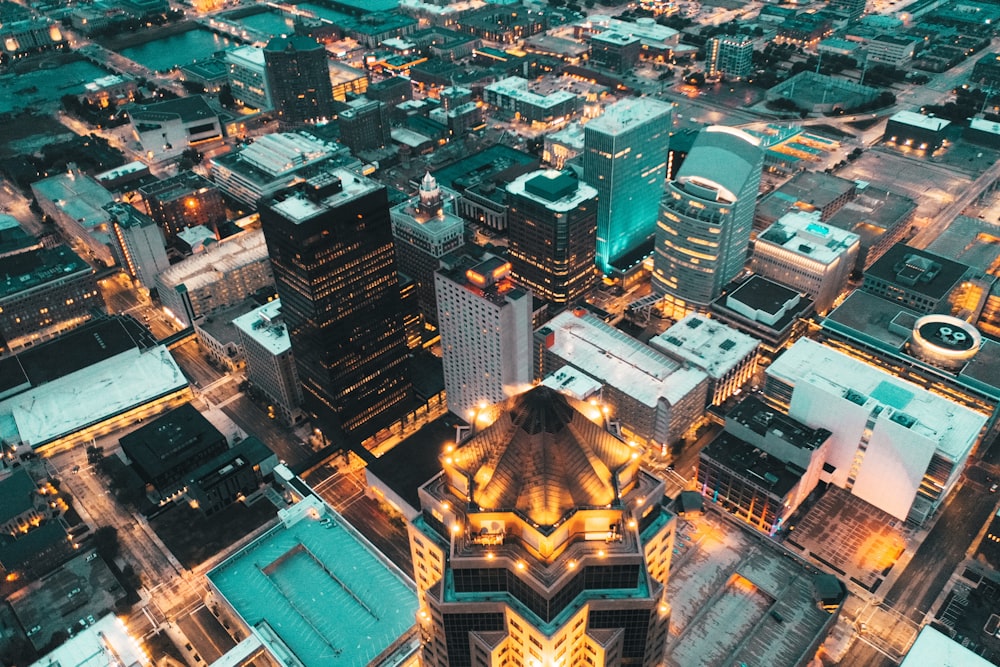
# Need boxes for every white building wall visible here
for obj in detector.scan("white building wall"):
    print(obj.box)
[435,274,532,419]
[788,377,870,489]
[851,414,936,521]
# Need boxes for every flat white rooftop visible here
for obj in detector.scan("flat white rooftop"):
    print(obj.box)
[649,314,758,378]
[889,110,950,132]
[485,76,577,108]
[578,15,679,47]
[506,169,597,212]
[1,345,188,448]
[586,97,672,136]
[233,299,292,356]
[541,311,707,407]
[541,365,603,401]
[757,209,860,266]
[238,132,338,177]
[767,338,986,460]
[900,626,993,667]
[30,615,149,667]
[156,228,268,291]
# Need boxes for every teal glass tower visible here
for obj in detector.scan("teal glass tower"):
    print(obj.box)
[584,98,672,278]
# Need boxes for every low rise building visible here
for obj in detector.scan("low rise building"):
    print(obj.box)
[139,171,227,241]
[233,299,304,425]
[535,309,709,447]
[823,183,916,271]
[0,316,191,453]
[185,436,277,515]
[0,468,46,536]
[81,74,138,108]
[0,244,104,355]
[208,490,419,667]
[865,34,918,68]
[31,170,116,267]
[697,396,831,534]
[155,229,274,327]
[820,289,1000,442]
[193,299,263,372]
[754,169,858,232]
[860,243,981,316]
[589,31,641,72]
[972,52,1000,88]
[752,210,860,314]
[649,314,759,406]
[884,111,951,153]
[765,338,986,525]
[483,76,580,125]
[129,95,223,164]
[575,14,679,62]
[210,131,350,207]
[120,403,229,498]
[710,275,815,360]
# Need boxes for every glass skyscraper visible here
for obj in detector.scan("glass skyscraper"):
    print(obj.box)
[584,98,672,278]
[652,126,764,317]
[259,168,412,441]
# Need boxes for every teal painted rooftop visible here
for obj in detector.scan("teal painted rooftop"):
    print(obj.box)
[209,497,417,666]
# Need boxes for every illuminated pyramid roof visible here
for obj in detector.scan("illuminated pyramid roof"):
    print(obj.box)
[446,386,640,527]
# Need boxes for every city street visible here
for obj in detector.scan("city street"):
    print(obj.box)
[839,473,999,666]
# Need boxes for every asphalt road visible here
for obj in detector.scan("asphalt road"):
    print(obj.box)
[839,474,997,666]
[882,476,996,622]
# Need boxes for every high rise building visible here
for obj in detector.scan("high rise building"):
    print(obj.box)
[390,172,465,326]
[232,299,304,425]
[409,385,675,667]
[338,98,392,155]
[506,169,598,305]
[104,202,169,290]
[653,126,763,318]
[435,253,532,419]
[706,36,721,80]
[584,97,672,279]
[263,35,335,128]
[226,45,272,110]
[259,169,412,440]
[717,36,754,80]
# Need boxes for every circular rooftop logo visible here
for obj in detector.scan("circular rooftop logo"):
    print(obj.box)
[917,320,976,351]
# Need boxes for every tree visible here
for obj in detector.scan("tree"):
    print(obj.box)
[93,526,120,561]
[218,83,236,108]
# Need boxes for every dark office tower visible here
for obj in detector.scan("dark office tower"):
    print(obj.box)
[506,169,599,305]
[263,35,334,128]
[259,168,412,440]
[338,98,392,155]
